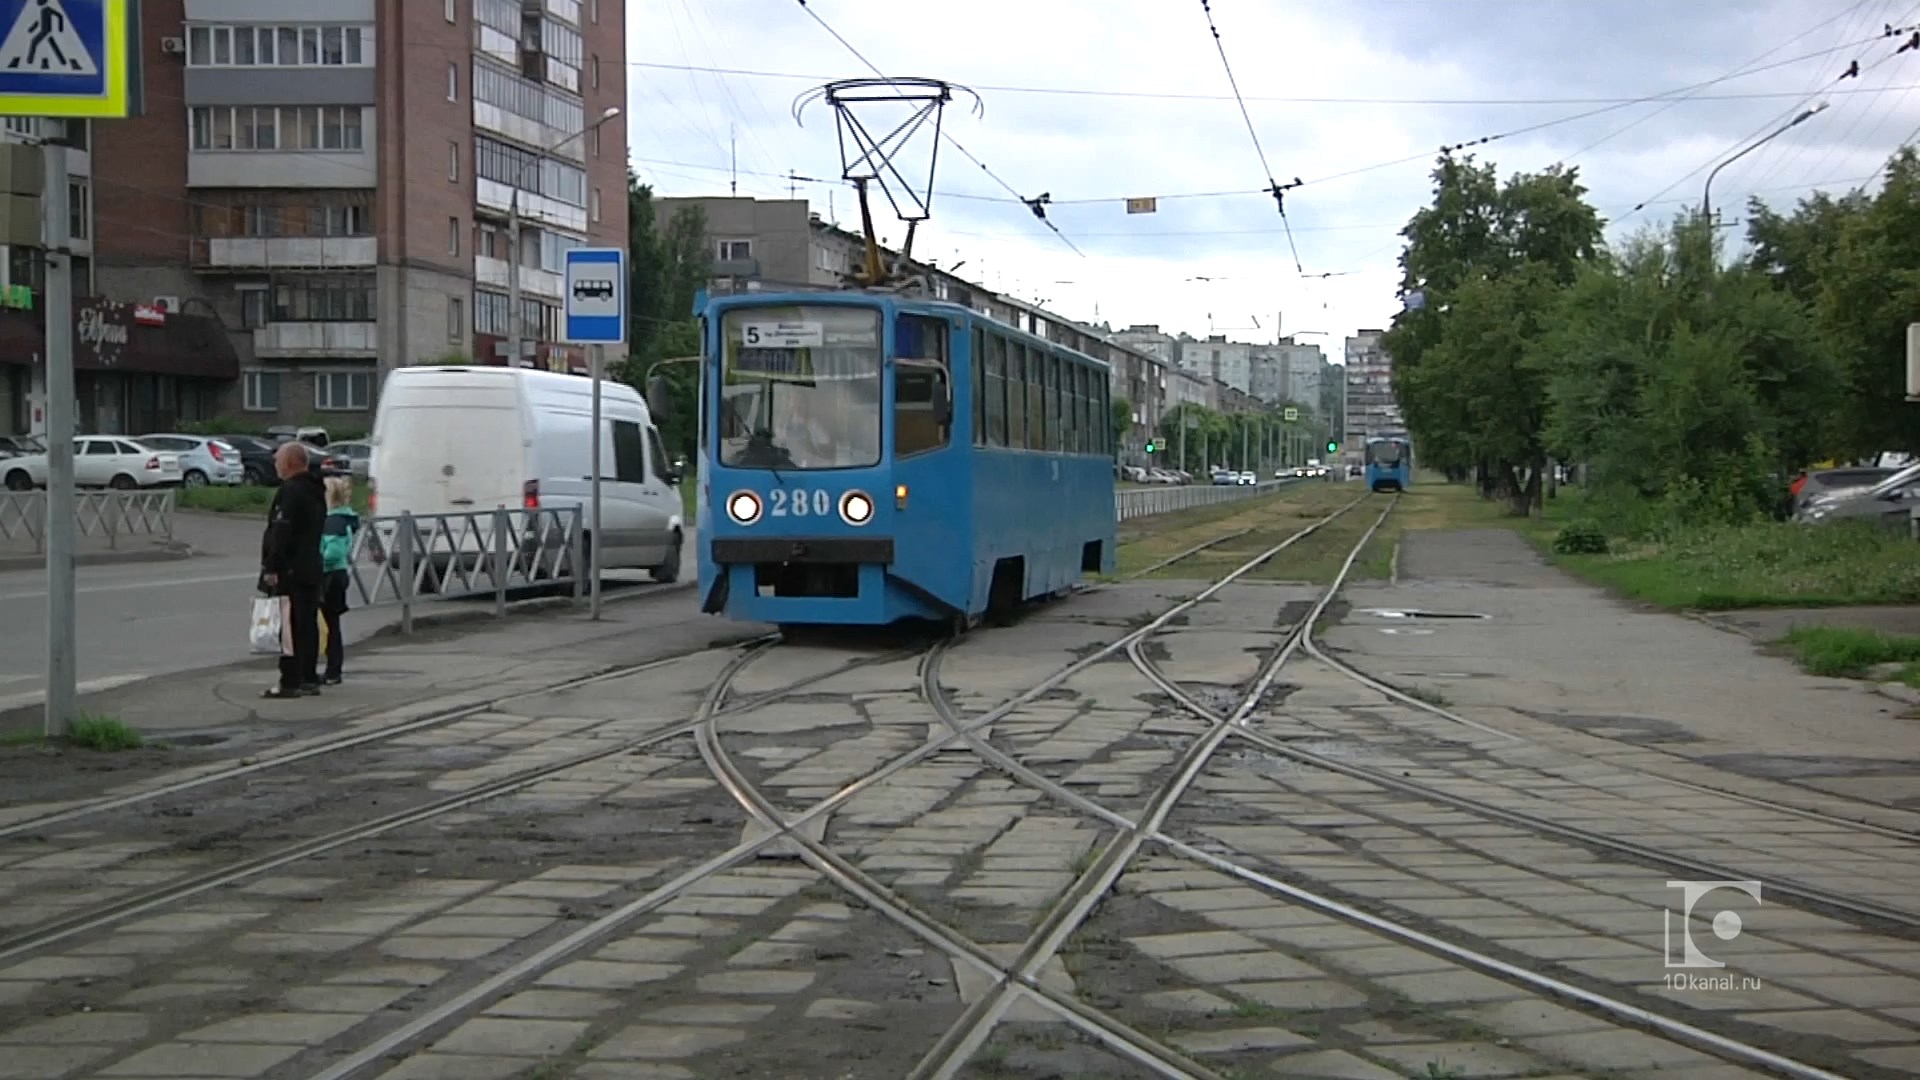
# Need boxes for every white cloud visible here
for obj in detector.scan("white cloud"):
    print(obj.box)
[627,0,1920,348]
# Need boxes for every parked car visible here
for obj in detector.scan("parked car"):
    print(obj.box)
[1796,462,1920,525]
[0,435,44,460]
[1,436,182,490]
[134,433,245,488]
[326,440,373,481]
[265,425,330,448]
[1790,466,1897,517]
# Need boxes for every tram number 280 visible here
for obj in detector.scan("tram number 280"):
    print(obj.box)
[768,488,834,517]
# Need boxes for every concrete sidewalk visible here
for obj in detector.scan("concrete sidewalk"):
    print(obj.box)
[0,576,760,745]
[1326,527,1920,810]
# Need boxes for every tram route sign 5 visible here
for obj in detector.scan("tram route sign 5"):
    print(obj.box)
[563,246,626,345]
[0,0,135,118]
[1283,406,1298,422]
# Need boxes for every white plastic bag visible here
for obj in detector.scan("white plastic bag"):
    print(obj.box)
[250,596,284,655]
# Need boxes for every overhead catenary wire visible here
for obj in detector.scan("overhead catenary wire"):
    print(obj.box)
[1622,14,1920,218]
[1559,0,1878,166]
[789,0,1085,256]
[1194,0,1303,273]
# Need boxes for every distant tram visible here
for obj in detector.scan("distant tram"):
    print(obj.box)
[692,290,1117,631]
[1364,434,1413,492]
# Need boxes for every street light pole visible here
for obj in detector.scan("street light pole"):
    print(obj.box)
[506,107,622,371]
[1703,100,1829,223]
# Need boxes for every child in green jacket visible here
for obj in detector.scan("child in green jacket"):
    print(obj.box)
[320,477,360,684]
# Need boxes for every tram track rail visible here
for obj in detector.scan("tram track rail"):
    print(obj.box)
[0,642,919,964]
[1296,629,1920,844]
[0,483,1314,843]
[0,632,779,841]
[300,494,1377,1079]
[911,495,1866,1080]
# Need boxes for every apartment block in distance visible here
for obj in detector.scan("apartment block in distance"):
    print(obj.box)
[91,0,630,432]
[1342,328,1402,456]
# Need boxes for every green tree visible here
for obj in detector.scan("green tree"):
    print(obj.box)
[1110,397,1133,456]
[622,176,711,458]
[1385,154,1604,512]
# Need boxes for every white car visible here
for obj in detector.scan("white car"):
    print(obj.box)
[1236,470,1256,486]
[1,436,183,490]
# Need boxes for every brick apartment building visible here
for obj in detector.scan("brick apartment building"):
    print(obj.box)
[84,0,630,434]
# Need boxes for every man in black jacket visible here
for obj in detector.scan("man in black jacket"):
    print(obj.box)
[260,443,327,698]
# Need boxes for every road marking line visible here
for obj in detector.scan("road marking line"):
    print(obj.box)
[0,570,259,603]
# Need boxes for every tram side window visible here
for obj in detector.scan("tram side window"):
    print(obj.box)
[1027,349,1046,451]
[1007,344,1028,449]
[971,328,985,446]
[1052,353,1067,449]
[984,334,1007,447]
[1068,364,1084,454]
[1097,379,1110,455]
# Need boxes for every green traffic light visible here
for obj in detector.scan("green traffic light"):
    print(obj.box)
[1326,441,1338,453]
[1144,441,1156,453]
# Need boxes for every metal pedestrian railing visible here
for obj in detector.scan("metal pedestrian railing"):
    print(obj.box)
[348,506,586,633]
[1115,479,1294,522]
[0,490,176,553]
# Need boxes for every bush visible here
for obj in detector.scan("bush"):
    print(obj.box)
[1552,521,1610,555]
[179,485,274,515]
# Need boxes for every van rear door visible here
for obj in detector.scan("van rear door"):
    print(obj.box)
[373,378,526,516]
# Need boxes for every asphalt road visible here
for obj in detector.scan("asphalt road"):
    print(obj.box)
[0,511,694,710]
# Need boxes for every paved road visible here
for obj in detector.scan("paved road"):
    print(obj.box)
[0,512,694,710]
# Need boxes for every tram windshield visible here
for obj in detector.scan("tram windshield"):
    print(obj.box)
[718,305,883,470]
[1365,439,1405,465]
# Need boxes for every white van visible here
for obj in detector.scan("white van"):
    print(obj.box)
[369,366,684,581]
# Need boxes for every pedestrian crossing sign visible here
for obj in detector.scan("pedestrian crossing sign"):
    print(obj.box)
[0,0,131,118]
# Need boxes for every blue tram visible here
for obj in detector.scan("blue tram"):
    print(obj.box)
[1364,434,1413,492]
[693,290,1117,630]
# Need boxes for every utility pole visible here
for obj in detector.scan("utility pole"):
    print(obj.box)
[507,182,523,370]
[729,124,738,195]
[42,137,74,736]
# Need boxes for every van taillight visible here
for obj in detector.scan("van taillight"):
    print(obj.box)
[523,480,539,509]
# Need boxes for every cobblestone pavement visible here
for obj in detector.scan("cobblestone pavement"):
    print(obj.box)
[3,513,1920,1079]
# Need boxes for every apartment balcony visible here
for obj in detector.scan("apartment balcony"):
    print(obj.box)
[473,103,585,164]
[195,236,376,271]
[253,321,378,359]
[712,256,760,278]
[476,178,586,234]
[475,255,562,299]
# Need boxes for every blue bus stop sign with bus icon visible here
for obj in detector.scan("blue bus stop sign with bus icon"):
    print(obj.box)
[0,0,132,118]
[563,246,626,345]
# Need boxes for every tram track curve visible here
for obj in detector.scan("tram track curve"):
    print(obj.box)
[300,493,1375,1079]
[911,494,1866,1080]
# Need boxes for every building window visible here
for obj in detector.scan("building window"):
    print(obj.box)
[718,240,751,260]
[590,126,600,158]
[445,0,456,21]
[315,371,372,412]
[590,187,601,222]
[244,370,282,412]
[271,278,375,322]
[189,106,363,151]
[309,204,369,237]
[448,216,460,255]
[591,0,599,23]
[187,24,370,67]
[66,179,87,240]
[472,59,584,140]
[448,297,464,342]
[240,289,269,329]
[590,54,599,89]
[474,134,586,206]
[449,141,459,181]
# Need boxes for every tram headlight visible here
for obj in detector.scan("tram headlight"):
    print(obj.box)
[726,490,763,525]
[840,489,874,525]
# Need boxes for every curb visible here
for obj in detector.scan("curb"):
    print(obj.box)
[0,576,698,724]
[0,543,197,572]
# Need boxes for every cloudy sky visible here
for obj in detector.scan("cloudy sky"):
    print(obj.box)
[624,0,1919,357]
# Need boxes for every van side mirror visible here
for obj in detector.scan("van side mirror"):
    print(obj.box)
[646,373,673,418]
